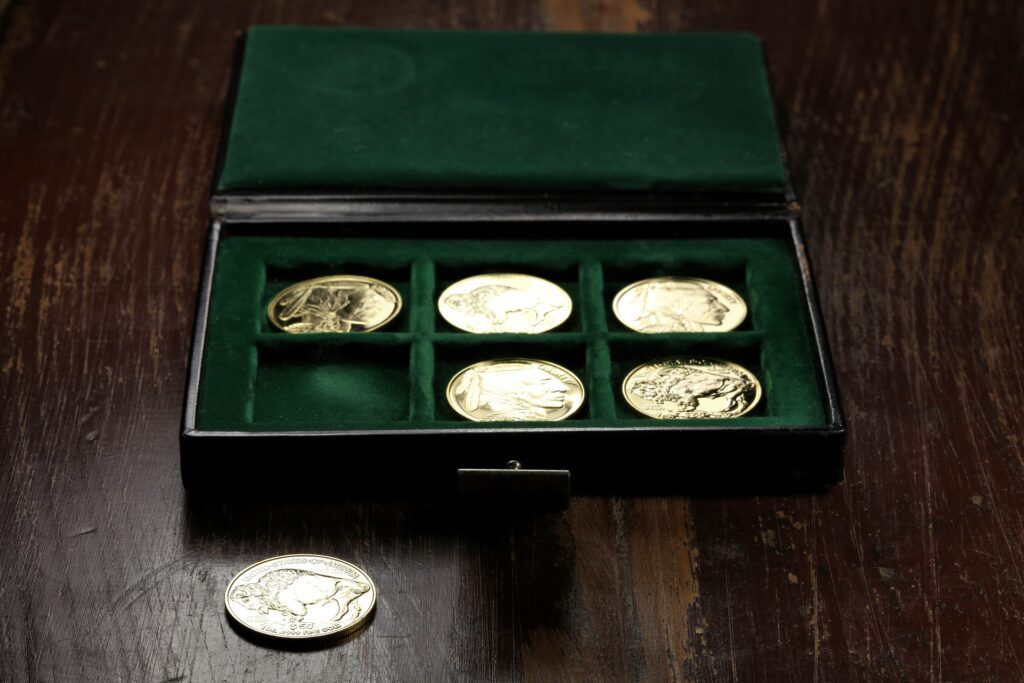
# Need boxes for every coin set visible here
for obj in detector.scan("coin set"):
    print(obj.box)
[267,272,762,422]
[190,233,833,439]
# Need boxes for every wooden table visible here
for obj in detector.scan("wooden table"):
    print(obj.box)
[2,1,1021,680]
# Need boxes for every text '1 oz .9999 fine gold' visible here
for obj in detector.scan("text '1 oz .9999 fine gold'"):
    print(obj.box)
[268,275,401,333]
[447,359,585,422]
[613,277,746,333]
[225,554,377,641]
[622,358,761,419]
[438,273,572,333]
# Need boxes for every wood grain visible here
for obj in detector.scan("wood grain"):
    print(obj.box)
[1,0,1022,680]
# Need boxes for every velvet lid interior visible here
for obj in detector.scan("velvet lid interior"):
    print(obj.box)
[196,233,826,431]
[216,26,788,195]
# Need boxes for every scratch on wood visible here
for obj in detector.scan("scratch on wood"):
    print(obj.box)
[68,527,97,538]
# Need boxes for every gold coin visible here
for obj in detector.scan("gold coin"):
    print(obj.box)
[438,273,572,333]
[612,277,747,333]
[268,275,401,333]
[447,359,585,421]
[225,554,376,640]
[622,358,761,419]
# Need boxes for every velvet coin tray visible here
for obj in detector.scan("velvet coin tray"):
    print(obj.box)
[198,231,823,431]
[180,27,845,496]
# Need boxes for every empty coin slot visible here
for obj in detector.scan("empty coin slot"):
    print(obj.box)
[252,342,412,428]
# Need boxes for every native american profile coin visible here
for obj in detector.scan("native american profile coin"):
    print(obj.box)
[612,277,747,333]
[622,358,761,419]
[225,554,377,640]
[268,275,401,333]
[438,274,572,333]
[447,359,585,421]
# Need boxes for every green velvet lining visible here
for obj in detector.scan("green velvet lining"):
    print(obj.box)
[196,234,826,430]
[217,27,787,195]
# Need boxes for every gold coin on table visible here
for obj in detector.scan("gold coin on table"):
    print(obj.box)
[268,275,401,333]
[612,277,746,333]
[438,273,572,333]
[225,554,376,640]
[622,358,761,419]
[447,359,585,422]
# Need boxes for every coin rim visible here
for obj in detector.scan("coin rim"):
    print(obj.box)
[611,276,748,334]
[621,356,762,419]
[267,274,403,333]
[437,273,573,334]
[224,553,378,640]
[446,358,586,422]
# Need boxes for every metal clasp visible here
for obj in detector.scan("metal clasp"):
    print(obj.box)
[457,461,570,511]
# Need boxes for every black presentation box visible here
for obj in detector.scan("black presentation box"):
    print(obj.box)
[180,27,845,500]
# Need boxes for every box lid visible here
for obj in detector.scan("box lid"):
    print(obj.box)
[215,27,788,198]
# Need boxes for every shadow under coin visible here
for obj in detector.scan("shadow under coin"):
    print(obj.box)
[185,495,575,666]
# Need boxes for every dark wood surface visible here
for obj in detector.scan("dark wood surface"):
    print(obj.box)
[2,1,1022,680]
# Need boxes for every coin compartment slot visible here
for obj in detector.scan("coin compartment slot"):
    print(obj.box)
[262,261,413,333]
[602,259,753,333]
[434,262,583,333]
[432,339,591,422]
[608,335,769,421]
[251,339,413,428]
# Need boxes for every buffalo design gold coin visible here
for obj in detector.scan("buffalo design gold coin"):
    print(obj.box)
[447,359,584,421]
[268,275,401,333]
[622,358,761,419]
[225,554,376,640]
[613,277,746,333]
[438,274,572,334]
